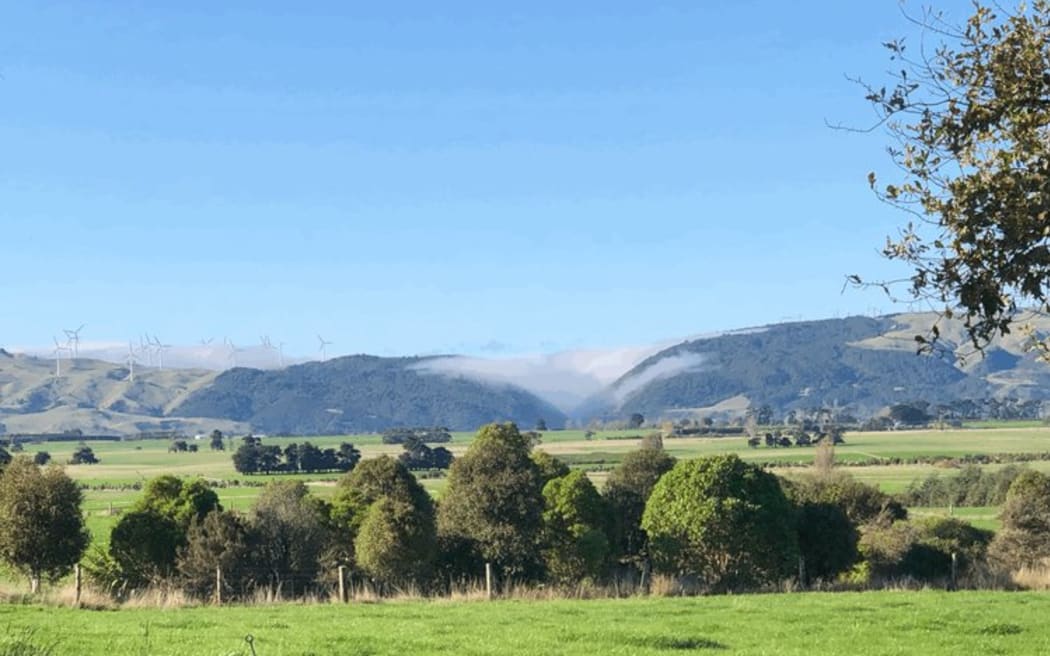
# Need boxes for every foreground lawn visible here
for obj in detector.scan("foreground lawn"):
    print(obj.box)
[1,591,1049,655]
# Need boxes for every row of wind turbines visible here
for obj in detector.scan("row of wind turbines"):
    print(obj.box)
[49,325,337,381]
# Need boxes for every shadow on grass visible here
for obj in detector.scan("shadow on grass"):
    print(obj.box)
[631,636,728,651]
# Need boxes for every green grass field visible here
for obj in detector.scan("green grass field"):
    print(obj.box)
[56,424,1050,544]
[1,591,1048,655]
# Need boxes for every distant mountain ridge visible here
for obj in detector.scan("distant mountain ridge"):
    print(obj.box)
[172,355,567,434]
[5,312,1050,435]
[589,313,1050,419]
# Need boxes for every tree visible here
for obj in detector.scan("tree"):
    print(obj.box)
[178,510,257,600]
[0,459,90,592]
[628,413,645,429]
[250,481,332,592]
[108,510,183,588]
[535,418,548,431]
[33,452,51,466]
[602,448,676,564]
[105,475,222,589]
[132,476,221,531]
[355,496,436,589]
[531,450,570,485]
[69,445,98,465]
[0,446,11,469]
[988,470,1050,570]
[437,422,545,580]
[541,471,610,583]
[642,454,798,591]
[209,429,225,451]
[784,476,861,584]
[854,2,1050,353]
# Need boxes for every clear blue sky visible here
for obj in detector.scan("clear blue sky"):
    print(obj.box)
[1,1,974,358]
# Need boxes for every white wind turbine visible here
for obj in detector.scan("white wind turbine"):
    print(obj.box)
[224,337,239,367]
[317,335,333,362]
[63,324,85,359]
[261,336,281,368]
[150,334,171,370]
[140,335,155,367]
[51,336,70,378]
[126,341,139,383]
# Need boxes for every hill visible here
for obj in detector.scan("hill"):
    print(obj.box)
[0,352,245,436]
[169,355,567,434]
[594,313,1050,420]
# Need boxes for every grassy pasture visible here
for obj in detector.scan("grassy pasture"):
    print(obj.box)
[57,425,1050,544]
[1,591,1049,655]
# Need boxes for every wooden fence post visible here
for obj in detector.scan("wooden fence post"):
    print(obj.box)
[74,564,82,607]
[485,563,493,600]
[338,566,347,603]
[214,566,222,605]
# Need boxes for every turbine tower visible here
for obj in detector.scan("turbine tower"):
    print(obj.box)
[224,337,238,367]
[63,324,85,359]
[317,335,333,362]
[51,337,70,378]
[151,335,172,370]
[140,335,155,367]
[126,341,139,383]
[261,335,280,368]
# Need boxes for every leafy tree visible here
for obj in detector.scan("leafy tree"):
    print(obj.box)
[108,510,183,588]
[104,476,222,589]
[398,438,453,470]
[178,510,257,600]
[209,429,225,451]
[602,448,676,564]
[331,456,435,546]
[250,481,332,592]
[531,450,571,485]
[0,446,11,469]
[32,452,51,466]
[68,446,98,465]
[792,471,907,527]
[988,470,1050,570]
[784,476,861,584]
[855,2,1050,353]
[860,517,992,582]
[355,496,436,589]
[132,476,221,531]
[437,422,545,580]
[642,454,797,591]
[888,403,930,426]
[169,439,189,453]
[628,413,645,429]
[535,418,548,431]
[541,471,610,583]
[0,458,90,592]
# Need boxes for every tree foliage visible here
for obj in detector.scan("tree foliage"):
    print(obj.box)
[0,458,89,591]
[603,447,676,563]
[642,455,797,591]
[437,422,544,580]
[988,469,1050,569]
[541,471,610,583]
[250,481,332,590]
[178,510,257,600]
[857,2,1050,353]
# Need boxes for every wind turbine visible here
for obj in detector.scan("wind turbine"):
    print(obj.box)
[150,334,171,370]
[277,341,285,368]
[224,337,239,367]
[261,335,281,368]
[200,337,214,346]
[126,341,139,383]
[140,335,155,367]
[51,337,70,377]
[63,324,85,359]
[317,335,333,362]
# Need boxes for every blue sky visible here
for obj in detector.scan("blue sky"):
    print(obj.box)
[1,1,974,359]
